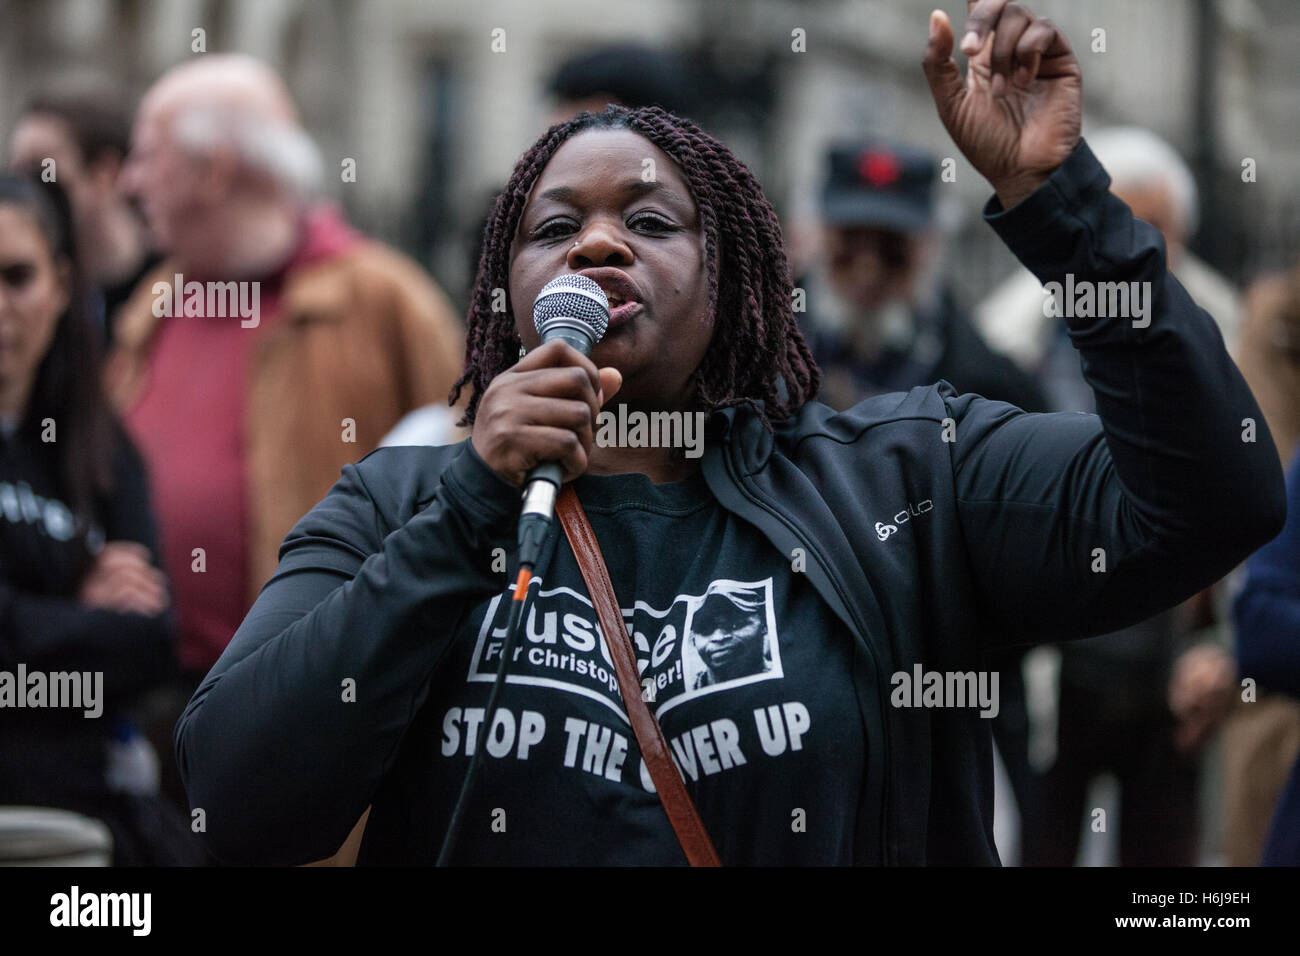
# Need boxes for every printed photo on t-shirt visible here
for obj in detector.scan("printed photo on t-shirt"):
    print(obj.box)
[681,581,775,692]
[466,576,783,723]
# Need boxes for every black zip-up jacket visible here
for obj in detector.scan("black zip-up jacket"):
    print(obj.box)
[175,141,1286,865]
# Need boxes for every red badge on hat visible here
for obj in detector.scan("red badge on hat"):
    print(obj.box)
[858,150,901,188]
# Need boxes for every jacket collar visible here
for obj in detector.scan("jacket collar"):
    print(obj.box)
[706,401,772,476]
[708,398,832,475]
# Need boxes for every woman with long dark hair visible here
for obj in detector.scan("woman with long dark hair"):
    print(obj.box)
[0,173,193,864]
[177,3,1285,865]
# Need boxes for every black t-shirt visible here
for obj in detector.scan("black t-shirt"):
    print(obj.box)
[361,469,867,865]
[0,421,101,597]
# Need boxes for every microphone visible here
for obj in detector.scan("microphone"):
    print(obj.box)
[516,274,610,568]
[437,275,607,865]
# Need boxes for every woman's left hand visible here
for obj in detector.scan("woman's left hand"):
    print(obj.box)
[78,540,170,617]
[923,1,1083,208]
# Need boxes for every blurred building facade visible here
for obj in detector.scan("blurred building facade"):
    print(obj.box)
[2,0,1297,312]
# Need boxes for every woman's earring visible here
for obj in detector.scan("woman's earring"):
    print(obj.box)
[519,344,527,359]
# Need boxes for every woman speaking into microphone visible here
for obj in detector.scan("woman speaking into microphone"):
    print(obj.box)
[176,1,1284,866]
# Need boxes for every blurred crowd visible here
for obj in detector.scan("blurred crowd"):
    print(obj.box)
[2,43,1298,867]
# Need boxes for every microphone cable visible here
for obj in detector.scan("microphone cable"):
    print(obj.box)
[436,564,534,866]
[435,273,608,865]
[436,476,555,865]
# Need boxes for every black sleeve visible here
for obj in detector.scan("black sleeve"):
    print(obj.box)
[173,441,522,865]
[947,139,1285,647]
[0,428,175,704]
[0,586,172,704]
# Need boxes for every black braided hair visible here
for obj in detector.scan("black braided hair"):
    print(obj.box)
[449,104,819,429]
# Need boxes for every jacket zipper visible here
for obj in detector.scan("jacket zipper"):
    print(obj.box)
[719,445,893,865]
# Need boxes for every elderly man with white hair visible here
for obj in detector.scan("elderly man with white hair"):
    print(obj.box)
[107,54,464,695]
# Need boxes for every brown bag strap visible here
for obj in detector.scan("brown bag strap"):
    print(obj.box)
[555,484,722,867]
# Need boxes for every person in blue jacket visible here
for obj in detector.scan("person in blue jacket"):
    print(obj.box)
[1233,446,1300,865]
[175,2,1286,865]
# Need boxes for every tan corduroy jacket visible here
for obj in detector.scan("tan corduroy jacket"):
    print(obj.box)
[105,240,467,610]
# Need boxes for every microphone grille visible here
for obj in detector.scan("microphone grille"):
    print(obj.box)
[533,274,610,341]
